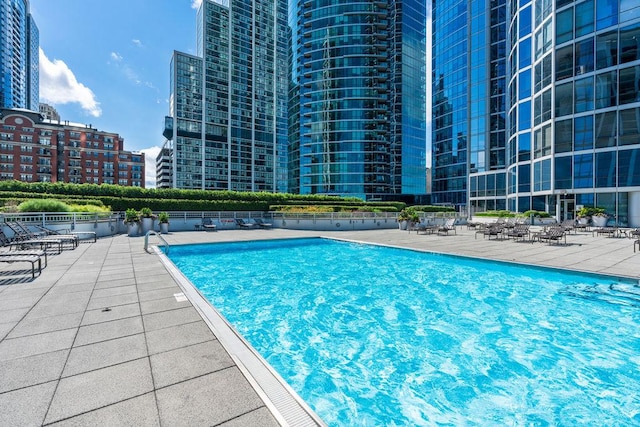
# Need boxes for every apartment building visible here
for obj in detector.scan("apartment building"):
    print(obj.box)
[0,108,144,186]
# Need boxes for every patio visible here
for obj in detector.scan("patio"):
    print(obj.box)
[0,227,638,425]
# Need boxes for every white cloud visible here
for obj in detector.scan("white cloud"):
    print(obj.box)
[191,0,202,9]
[132,39,143,48]
[39,48,102,117]
[140,146,161,188]
[110,52,123,61]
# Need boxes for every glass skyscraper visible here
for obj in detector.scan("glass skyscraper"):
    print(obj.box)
[160,0,288,192]
[501,0,640,225]
[288,0,427,200]
[432,0,508,208]
[0,0,39,111]
[434,0,640,226]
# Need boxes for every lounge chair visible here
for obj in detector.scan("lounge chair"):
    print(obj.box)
[6,221,76,250]
[235,218,255,228]
[538,226,566,245]
[0,230,48,270]
[1,226,64,254]
[412,221,438,234]
[34,224,96,242]
[201,218,217,231]
[437,218,456,235]
[560,219,576,234]
[592,226,618,238]
[475,223,504,240]
[253,218,272,228]
[506,224,530,241]
[0,253,42,278]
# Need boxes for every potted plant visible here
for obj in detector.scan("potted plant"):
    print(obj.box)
[577,206,608,227]
[139,207,156,234]
[158,211,170,234]
[397,207,420,230]
[124,208,140,237]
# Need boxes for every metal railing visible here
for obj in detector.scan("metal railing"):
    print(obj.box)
[144,230,169,254]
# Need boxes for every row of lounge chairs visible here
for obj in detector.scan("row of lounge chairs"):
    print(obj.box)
[410,218,457,235]
[200,217,273,231]
[0,220,90,278]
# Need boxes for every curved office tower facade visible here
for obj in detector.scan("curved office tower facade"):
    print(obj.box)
[288,0,427,200]
[506,0,640,225]
[0,0,39,110]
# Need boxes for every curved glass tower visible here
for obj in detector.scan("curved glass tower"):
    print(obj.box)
[289,0,427,200]
[506,0,640,225]
[0,0,39,110]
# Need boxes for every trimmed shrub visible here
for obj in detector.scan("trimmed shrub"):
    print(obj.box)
[18,199,71,213]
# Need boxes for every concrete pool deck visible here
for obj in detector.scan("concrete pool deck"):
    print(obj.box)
[1,226,639,425]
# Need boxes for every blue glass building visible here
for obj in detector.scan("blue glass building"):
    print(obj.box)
[288,0,427,200]
[160,0,289,192]
[432,0,508,208]
[501,0,640,225]
[0,0,39,111]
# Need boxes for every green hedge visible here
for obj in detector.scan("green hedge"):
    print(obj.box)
[411,205,456,213]
[270,204,400,213]
[0,181,362,204]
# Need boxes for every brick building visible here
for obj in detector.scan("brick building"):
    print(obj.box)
[0,108,144,187]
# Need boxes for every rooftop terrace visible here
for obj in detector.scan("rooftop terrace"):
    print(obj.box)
[1,227,639,425]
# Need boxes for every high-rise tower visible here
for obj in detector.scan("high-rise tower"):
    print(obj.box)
[288,0,427,200]
[431,0,508,209]
[0,0,39,110]
[160,0,288,192]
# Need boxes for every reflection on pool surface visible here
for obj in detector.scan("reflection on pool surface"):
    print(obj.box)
[168,238,640,426]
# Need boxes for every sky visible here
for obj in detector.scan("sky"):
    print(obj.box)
[30,0,205,187]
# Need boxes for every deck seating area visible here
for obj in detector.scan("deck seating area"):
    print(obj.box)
[0,220,93,280]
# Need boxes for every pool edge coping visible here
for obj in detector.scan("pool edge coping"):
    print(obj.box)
[154,245,326,427]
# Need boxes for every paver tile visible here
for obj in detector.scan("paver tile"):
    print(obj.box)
[140,296,192,315]
[142,306,203,332]
[145,321,214,355]
[219,407,281,427]
[86,292,139,311]
[81,302,140,326]
[74,316,144,346]
[0,348,68,393]
[63,333,147,377]
[0,381,57,427]
[150,340,234,388]
[47,392,160,427]
[155,367,265,427]
[45,358,154,424]
[0,328,76,361]
[8,311,84,339]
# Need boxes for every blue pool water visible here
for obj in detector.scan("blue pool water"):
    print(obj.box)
[168,238,640,426]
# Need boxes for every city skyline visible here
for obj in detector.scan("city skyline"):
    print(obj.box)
[30,0,205,187]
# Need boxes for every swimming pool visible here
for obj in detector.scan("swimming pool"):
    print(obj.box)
[167,237,640,426]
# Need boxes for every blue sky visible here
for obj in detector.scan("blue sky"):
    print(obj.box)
[31,0,204,187]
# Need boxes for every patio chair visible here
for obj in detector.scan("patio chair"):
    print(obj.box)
[201,218,217,231]
[506,224,530,241]
[415,221,439,235]
[2,225,64,254]
[592,227,618,238]
[538,226,566,245]
[33,224,96,243]
[253,218,272,228]
[235,218,256,229]
[437,218,456,235]
[475,223,504,240]
[0,230,47,267]
[6,221,76,250]
[560,219,576,234]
